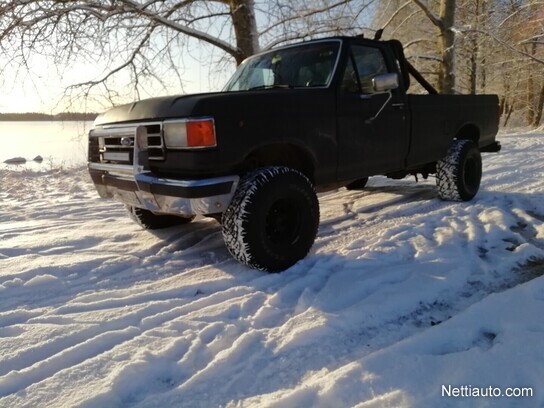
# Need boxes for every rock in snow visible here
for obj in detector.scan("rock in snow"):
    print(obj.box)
[0,131,543,407]
[3,157,26,165]
[3,155,44,165]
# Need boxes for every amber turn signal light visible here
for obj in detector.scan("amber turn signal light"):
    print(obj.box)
[163,117,217,149]
[187,119,216,148]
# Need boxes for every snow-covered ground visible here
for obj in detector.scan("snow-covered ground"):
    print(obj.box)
[1,131,543,408]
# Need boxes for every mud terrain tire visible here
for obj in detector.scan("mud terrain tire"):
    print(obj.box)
[436,140,482,201]
[222,166,319,272]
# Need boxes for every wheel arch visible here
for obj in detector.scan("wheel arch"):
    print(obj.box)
[455,123,480,144]
[242,143,316,183]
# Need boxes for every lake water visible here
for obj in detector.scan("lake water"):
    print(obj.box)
[0,121,93,167]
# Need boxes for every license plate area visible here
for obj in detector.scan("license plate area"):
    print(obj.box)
[103,152,130,162]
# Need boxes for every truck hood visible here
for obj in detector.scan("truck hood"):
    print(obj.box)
[93,92,223,126]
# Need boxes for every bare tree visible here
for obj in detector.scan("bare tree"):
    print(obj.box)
[409,0,456,94]
[0,0,373,110]
[455,0,493,95]
[485,0,544,127]
[372,0,544,126]
[371,0,456,93]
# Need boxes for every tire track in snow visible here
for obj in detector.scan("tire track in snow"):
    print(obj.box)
[316,182,450,255]
[0,327,140,397]
[0,186,506,404]
[0,263,261,392]
[1,133,544,406]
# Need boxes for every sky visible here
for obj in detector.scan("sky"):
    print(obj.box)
[0,58,74,113]
[0,2,244,116]
[0,2,371,115]
[0,50,233,115]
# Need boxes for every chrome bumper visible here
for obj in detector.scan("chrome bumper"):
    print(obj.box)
[88,126,239,216]
[88,163,239,215]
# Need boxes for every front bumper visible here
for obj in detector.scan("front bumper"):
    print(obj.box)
[88,125,239,216]
[88,164,239,216]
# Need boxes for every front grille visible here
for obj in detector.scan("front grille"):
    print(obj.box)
[145,124,165,160]
[99,132,134,164]
[89,123,165,164]
[88,138,100,162]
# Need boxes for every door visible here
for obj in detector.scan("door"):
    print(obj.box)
[336,44,409,180]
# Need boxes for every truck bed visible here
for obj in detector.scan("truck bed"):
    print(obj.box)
[406,94,499,167]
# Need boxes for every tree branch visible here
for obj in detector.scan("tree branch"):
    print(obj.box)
[409,0,443,29]
[455,27,544,65]
[116,0,241,59]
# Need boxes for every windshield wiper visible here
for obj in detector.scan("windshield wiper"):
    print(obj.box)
[248,84,294,91]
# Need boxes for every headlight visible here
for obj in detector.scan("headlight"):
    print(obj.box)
[163,117,216,149]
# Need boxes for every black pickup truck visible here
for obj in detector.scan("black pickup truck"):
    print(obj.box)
[88,36,501,272]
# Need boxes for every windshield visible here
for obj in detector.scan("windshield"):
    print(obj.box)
[223,41,341,91]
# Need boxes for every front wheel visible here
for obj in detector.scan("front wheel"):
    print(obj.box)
[126,206,195,229]
[436,140,482,201]
[222,166,319,272]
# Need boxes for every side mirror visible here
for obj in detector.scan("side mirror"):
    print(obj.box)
[373,73,399,93]
[364,73,399,124]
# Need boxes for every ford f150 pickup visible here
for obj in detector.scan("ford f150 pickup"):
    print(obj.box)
[88,36,501,272]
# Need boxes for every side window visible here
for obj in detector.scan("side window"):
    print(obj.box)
[341,46,388,94]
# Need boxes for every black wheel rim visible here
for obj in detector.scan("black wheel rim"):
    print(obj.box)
[265,198,302,245]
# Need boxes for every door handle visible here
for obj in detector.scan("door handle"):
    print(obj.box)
[392,103,405,109]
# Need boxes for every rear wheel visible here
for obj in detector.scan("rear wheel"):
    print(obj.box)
[126,206,195,229]
[436,140,482,201]
[346,177,369,190]
[222,166,319,272]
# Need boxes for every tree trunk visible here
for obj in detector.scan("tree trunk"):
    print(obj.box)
[533,82,544,128]
[438,0,456,94]
[499,95,506,116]
[469,36,478,94]
[526,43,537,126]
[468,0,480,95]
[503,103,514,127]
[478,0,488,93]
[228,0,259,65]
[480,56,486,92]
[527,74,535,125]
